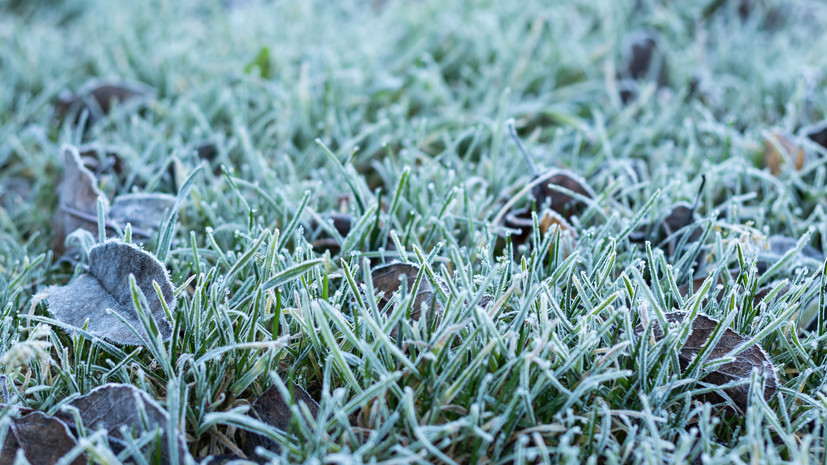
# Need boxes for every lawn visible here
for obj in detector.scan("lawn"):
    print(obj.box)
[2,0,827,463]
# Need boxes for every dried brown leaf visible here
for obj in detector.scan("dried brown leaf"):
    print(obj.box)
[52,146,108,253]
[506,120,594,220]
[0,411,85,465]
[53,145,177,252]
[530,169,595,219]
[56,80,154,124]
[630,176,706,258]
[309,212,354,253]
[371,263,447,322]
[68,383,189,464]
[243,383,319,458]
[618,32,669,103]
[501,206,577,258]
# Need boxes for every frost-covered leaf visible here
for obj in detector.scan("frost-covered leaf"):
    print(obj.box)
[243,383,318,457]
[502,206,576,251]
[755,235,825,274]
[806,120,827,149]
[371,262,447,322]
[79,144,127,178]
[530,169,595,219]
[649,312,778,412]
[67,383,189,464]
[0,411,85,465]
[630,176,706,257]
[55,79,154,125]
[52,145,108,253]
[52,146,175,253]
[109,193,176,236]
[507,120,595,220]
[46,239,174,345]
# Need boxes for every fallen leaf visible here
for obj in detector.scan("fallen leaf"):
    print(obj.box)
[501,206,576,256]
[618,32,669,103]
[53,145,178,252]
[752,234,824,275]
[46,239,175,345]
[55,79,154,125]
[678,271,794,311]
[751,281,791,308]
[630,175,706,257]
[676,271,739,306]
[0,411,85,465]
[507,120,595,219]
[806,121,827,149]
[764,131,805,175]
[68,383,189,464]
[371,263,447,322]
[243,383,319,458]
[645,312,778,412]
[308,212,354,253]
[79,144,127,180]
[194,142,219,162]
[109,193,176,236]
[530,169,595,219]
[52,145,108,254]
[192,142,224,176]
[767,235,824,261]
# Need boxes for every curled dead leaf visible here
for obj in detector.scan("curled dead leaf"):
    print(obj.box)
[53,145,177,253]
[79,144,127,180]
[530,169,595,219]
[46,239,175,345]
[53,145,108,254]
[1,383,188,464]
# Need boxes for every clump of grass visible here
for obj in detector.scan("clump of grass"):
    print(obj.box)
[2,0,827,463]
